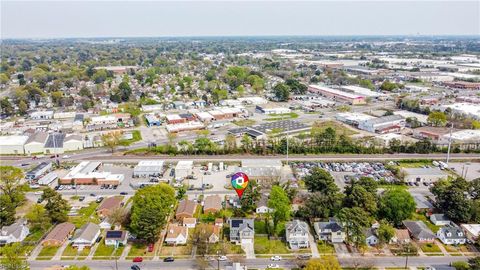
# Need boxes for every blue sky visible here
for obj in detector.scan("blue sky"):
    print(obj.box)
[1,1,479,38]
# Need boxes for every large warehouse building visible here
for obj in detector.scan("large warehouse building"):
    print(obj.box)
[0,135,29,155]
[133,160,165,178]
[308,85,366,105]
[60,161,124,185]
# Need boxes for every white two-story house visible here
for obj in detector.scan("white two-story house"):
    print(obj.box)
[285,220,310,249]
[229,218,254,245]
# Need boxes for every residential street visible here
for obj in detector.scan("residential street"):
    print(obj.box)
[28,256,472,270]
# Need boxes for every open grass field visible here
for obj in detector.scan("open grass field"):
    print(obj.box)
[254,236,291,254]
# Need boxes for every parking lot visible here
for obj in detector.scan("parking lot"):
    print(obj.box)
[292,161,397,190]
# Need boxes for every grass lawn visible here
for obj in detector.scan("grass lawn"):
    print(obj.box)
[232,119,256,127]
[127,243,155,258]
[317,241,335,254]
[159,244,193,257]
[69,202,100,228]
[312,120,358,136]
[254,236,291,254]
[412,213,440,233]
[36,246,59,260]
[265,112,299,121]
[93,242,115,259]
[61,244,90,259]
[120,130,142,146]
[25,228,49,242]
[208,241,244,255]
[420,243,441,253]
[254,220,268,234]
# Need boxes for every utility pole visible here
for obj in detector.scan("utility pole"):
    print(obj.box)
[446,122,454,166]
[404,244,410,269]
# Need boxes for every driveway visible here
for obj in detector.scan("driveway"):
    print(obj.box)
[241,242,255,259]
[334,243,351,257]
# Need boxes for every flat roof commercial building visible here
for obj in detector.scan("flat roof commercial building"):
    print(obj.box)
[228,120,310,140]
[0,135,29,155]
[175,160,194,180]
[26,162,52,180]
[133,160,165,178]
[60,161,124,186]
[336,112,376,126]
[308,85,366,105]
[340,85,385,98]
[255,104,292,115]
[358,115,405,134]
[145,114,161,127]
[38,172,58,186]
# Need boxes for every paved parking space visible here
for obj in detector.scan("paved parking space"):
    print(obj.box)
[449,162,480,181]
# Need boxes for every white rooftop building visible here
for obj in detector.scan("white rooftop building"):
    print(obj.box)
[436,103,480,120]
[175,161,194,180]
[0,135,29,155]
[133,160,165,178]
[341,85,385,98]
[336,112,376,126]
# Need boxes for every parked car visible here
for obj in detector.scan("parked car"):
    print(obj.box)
[90,193,96,197]
[79,196,85,201]
[132,257,143,263]
[296,254,311,260]
[271,256,282,261]
[218,256,227,261]
[130,265,140,270]
[96,197,104,203]
[120,192,128,195]
[163,257,174,262]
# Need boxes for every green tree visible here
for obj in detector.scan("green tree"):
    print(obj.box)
[337,207,371,247]
[18,100,28,115]
[240,180,260,213]
[343,185,377,214]
[267,185,291,235]
[298,192,342,220]
[130,184,176,242]
[451,261,470,270]
[0,166,25,226]
[305,256,341,270]
[101,131,122,153]
[304,168,338,194]
[273,83,290,102]
[427,111,448,127]
[0,98,14,115]
[0,243,29,270]
[378,189,416,227]
[377,221,395,247]
[468,257,480,269]
[25,204,51,232]
[42,188,70,223]
[431,178,472,223]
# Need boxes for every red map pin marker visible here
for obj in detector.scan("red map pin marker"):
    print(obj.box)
[231,172,249,199]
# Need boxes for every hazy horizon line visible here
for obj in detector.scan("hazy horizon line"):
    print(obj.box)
[3,34,480,41]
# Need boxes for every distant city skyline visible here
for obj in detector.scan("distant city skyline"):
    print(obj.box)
[1,1,479,39]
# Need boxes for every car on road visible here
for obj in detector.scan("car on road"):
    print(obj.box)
[95,197,104,203]
[132,257,143,263]
[218,255,227,261]
[90,193,96,197]
[120,192,128,195]
[163,257,174,262]
[130,265,140,270]
[270,256,282,261]
[79,196,85,201]
[21,163,29,167]
[267,264,280,269]
[296,254,311,260]
[63,155,70,159]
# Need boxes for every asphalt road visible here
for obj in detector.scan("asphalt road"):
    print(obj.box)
[28,256,470,270]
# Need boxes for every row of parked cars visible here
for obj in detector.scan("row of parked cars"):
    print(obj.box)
[293,161,397,183]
